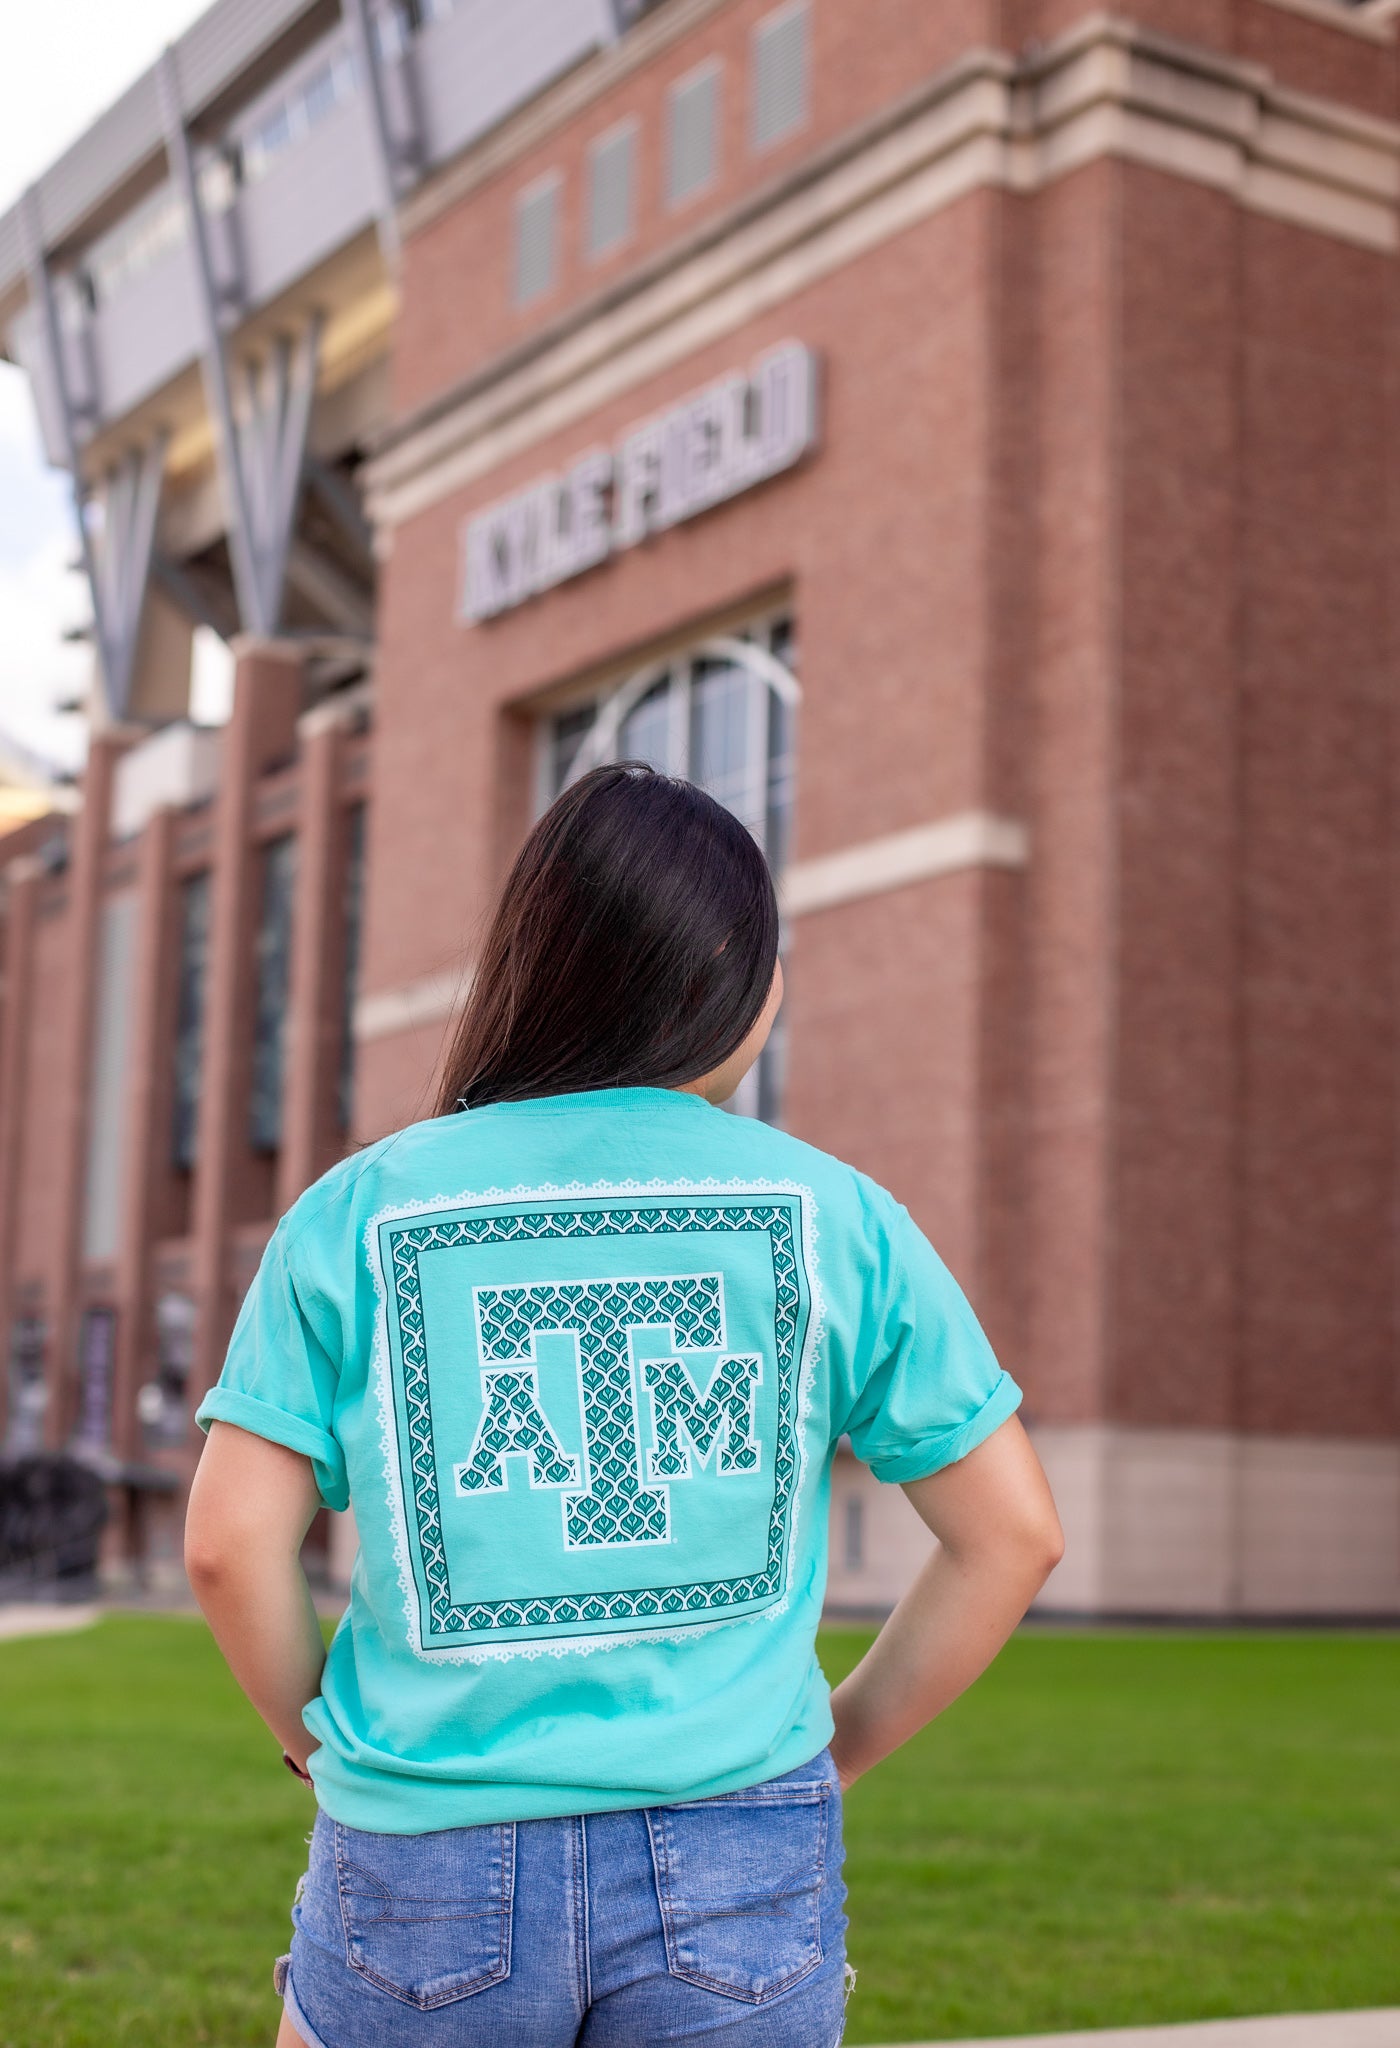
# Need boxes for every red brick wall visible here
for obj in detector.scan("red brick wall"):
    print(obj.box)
[394,0,1004,419]
[1234,213,1396,1439]
[370,6,1400,1451]
[396,0,1400,430]
[1112,167,1241,1436]
[1057,157,1400,1445]
[363,191,1018,1339]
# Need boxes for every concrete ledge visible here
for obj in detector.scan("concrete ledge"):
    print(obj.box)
[354,965,471,1043]
[876,2009,1400,2048]
[781,812,1028,917]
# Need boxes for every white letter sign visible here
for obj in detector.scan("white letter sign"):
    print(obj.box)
[460,341,818,623]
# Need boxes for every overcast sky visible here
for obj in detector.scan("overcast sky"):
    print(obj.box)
[0,0,224,771]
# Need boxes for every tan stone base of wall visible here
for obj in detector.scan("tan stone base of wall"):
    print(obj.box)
[823,1430,1400,1621]
[1032,1425,1400,1618]
[825,1449,937,1613]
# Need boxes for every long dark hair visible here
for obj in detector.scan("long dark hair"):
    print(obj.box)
[435,763,779,1112]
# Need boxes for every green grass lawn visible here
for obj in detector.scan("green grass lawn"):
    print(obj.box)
[0,1619,1395,2046]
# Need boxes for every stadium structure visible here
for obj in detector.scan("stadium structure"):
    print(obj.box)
[1,0,1398,1612]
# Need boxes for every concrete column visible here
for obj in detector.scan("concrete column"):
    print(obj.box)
[277,698,349,1213]
[0,861,40,1439]
[190,640,302,1403]
[111,805,176,1466]
[44,733,127,1444]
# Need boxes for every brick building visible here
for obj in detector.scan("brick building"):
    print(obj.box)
[2,0,1398,1613]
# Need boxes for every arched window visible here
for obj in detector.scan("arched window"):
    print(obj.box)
[538,613,798,1120]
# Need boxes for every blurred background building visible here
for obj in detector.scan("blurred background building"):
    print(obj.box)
[1,0,1398,1615]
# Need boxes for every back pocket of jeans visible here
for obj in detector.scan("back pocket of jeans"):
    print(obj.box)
[646,1780,828,2004]
[334,1820,514,2009]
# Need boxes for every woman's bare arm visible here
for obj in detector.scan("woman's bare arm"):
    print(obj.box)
[827,1415,1063,1789]
[183,1420,328,1775]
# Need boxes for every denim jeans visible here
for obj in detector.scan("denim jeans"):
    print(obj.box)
[276,1746,852,2046]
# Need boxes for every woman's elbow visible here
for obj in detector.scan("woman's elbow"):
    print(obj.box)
[183,1494,257,1589]
[184,1490,308,1588]
[994,1507,1065,1584]
[941,1508,1064,1584]
[1036,1514,1067,1579]
[184,1522,236,1590]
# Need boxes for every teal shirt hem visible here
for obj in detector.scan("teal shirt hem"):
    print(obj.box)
[302,1693,838,1834]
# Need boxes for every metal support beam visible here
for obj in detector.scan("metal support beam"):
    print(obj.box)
[238,318,323,628]
[304,456,375,569]
[159,47,325,644]
[17,185,104,668]
[157,49,266,636]
[340,0,407,266]
[18,188,167,726]
[90,436,170,721]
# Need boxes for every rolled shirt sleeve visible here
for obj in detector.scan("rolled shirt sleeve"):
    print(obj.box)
[838,1189,1022,1484]
[195,1216,349,1511]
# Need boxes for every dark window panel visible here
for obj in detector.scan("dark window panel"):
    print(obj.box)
[540,613,795,1124]
[248,834,298,1154]
[171,869,211,1172]
[337,804,367,1134]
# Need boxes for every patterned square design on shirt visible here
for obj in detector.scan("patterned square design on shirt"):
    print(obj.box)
[375,1190,814,1654]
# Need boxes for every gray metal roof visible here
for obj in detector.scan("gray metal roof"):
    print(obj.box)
[0,0,338,293]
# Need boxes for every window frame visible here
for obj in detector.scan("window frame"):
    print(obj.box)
[666,58,722,210]
[585,117,639,262]
[751,0,811,155]
[514,169,563,309]
[532,613,798,1123]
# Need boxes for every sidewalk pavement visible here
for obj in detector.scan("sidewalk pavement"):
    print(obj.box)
[0,1601,100,1640]
[883,2012,1400,2048]
[0,1593,346,1632]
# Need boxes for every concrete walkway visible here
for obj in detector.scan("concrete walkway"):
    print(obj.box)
[0,1601,100,1640]
[884,2012,1400,2048]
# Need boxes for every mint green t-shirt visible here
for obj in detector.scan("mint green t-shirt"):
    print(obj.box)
[196,1086,1021,1832]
